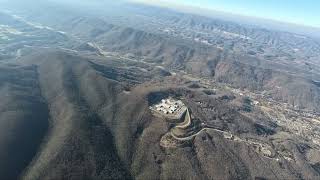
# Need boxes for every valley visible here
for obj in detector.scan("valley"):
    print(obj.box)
[0,0,320,179]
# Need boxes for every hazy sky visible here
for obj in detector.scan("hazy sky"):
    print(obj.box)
[133,0,320,28]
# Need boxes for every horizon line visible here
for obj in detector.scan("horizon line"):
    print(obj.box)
[130,0,320,30]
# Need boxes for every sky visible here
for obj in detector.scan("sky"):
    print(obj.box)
[133,0,320,28]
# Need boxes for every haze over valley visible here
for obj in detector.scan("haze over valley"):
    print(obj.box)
[0,0,320,179]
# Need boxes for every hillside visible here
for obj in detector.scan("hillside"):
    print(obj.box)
[0,50,319,179]
[0,1,320,179]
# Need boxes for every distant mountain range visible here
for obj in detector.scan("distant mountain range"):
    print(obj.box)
[1,1,320,179]
[131,0,320,38]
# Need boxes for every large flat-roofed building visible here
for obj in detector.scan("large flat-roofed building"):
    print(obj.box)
[149,97,187,119]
